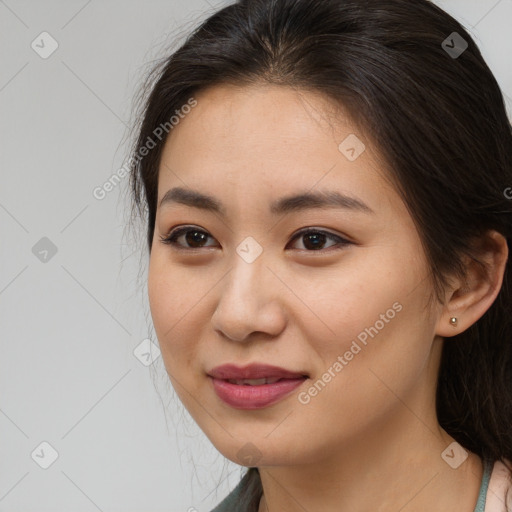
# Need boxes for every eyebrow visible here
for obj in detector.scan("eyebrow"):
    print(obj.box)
[159,186,375,216]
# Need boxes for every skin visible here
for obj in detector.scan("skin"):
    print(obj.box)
[147,83,508,511]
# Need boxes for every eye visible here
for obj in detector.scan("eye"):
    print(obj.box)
[159,226,352,252]
[159,226,217,250]
[288,228,352,251]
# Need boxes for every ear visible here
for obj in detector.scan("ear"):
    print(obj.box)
[436,230,509,338]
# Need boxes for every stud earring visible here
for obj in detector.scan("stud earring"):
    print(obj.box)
[449,317,458,326]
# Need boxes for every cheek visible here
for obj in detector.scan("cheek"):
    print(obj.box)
[303,248,433,382]
[311,269,434,407]
[148,257,174,333]
[288,255,405,354]
[147,254,198,369]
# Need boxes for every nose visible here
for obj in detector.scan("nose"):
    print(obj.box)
[210,255,287,343]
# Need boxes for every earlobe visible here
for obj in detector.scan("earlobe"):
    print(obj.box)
[435,230,509,338]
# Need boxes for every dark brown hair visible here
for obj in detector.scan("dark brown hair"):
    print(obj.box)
[129,0,512,508]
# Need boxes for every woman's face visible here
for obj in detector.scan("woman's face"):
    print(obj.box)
[148,84,444,467]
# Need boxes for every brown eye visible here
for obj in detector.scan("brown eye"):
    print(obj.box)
[159,226,352,252]
[159,227,217,249]
[288,228,352,252]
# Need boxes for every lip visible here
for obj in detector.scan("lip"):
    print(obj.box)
[208,363,308,380]
[208,363,308,410]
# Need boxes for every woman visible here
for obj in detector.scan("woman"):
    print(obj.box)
[128,0,512,510]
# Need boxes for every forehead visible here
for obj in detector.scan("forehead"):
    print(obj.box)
[157,83,399,217]
[169,83,353,150]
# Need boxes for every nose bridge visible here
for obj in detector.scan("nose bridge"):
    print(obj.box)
[211,248,286,342]
[221,250,269,318]
[224,231,270,302]
[228,248,266,300]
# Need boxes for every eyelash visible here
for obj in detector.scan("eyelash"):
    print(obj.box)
[158,226,352,252]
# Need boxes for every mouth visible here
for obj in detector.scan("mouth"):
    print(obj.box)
[224,377,296,385]
[207,363,309,409]
[207,362,309,381]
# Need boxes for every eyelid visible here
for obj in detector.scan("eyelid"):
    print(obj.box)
[291,227,353,248]
[159,225,353,252]
[159,225,217,250]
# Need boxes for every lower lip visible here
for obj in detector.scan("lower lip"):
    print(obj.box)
[210,377,307,409]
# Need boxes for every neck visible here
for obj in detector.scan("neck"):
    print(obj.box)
[256,411,483,512]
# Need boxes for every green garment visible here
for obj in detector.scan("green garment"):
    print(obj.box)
[210,459,494,512]
[210,469,260,512]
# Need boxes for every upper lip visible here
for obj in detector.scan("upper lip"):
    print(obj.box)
[208,363,308,380]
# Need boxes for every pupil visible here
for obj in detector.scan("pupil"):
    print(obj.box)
[304,233,325,250]
[186,230,207,247]
[182,231,327,249]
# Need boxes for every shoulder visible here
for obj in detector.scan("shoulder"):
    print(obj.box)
[209,469,261,512]
[485,459,512,512]
[209,474,250,512]
[209,483,242,512]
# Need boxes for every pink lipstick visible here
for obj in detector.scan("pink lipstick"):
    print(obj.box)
[208,363,308,409]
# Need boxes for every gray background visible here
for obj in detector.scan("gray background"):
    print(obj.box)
[1,1,511,511]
